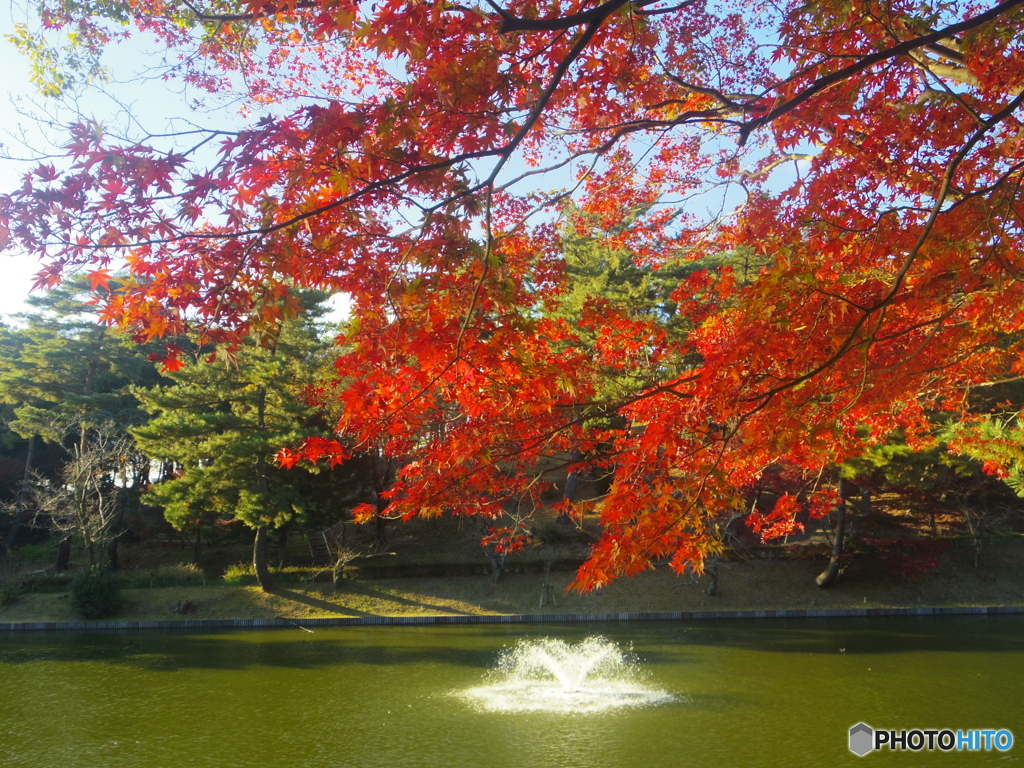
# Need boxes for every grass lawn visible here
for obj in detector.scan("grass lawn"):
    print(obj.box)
[3,536,1024,624]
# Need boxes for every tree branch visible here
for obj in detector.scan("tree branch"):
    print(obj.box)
[493,0,671,32]
[739,0,1024,144]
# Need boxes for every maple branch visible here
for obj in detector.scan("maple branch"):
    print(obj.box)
[808,287,869,313]
[964,376,1024,389]
[489,0,674,33]
[49,147,503,249]
[663,76,757,114]
[206,236,262,332]
[381,212,436,300]
[921,41,964,61]
[360,364,703,520]
[456,186,494,356]
[738,0,1024,144]
[566,110,744,139]
[740,89,1024,410]
[51,62,675,256]
[375,413,596,514]
[495,149,589,191]
[871,306,964,346]
[178,0,318,22]
[485,15,605,184]
[939,161,1024,217]
[886,91,1024,288]
[739,154,815,182]
[912,56,1024,97]
[357,360,461,444]
[629,421,739,560]
[634,1,697,16]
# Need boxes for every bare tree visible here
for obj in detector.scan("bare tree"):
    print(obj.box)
[331,546,362,589]
[31,423,137,569]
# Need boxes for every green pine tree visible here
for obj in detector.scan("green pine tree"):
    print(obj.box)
[547,207,770,506]
[132,294,340,591]
[0,278,162,560]
[554,206,769,404]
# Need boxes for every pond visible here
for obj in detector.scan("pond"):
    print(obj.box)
[1,616,1022,767]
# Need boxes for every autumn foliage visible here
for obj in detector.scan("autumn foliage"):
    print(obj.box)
[2,0,1024,588]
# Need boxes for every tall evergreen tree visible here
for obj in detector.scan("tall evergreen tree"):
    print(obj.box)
[132,294,342,591]
[0,279,160,439]
[0,278,162,558]
[547,209,770,502]
[553,207,770,405]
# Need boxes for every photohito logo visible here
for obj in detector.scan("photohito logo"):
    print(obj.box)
[848,723,1013,756]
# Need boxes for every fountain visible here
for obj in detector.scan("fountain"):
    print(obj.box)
[460,636,673,713]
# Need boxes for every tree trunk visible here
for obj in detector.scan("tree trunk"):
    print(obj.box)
[194,521,202,565]
[370,453,393,547]
[705,562,720,596]
[2,435,36,555]
[54,535,72,572]
[540,557,557,608]
[106,537,119,571]
[253,524,274,592]
[250,380,274,593]
[557,449,583,526]
[277,526,288,567]
[816,478,849,588]
[490,551,506,583]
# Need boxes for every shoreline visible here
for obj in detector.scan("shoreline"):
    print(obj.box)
[4,603,1024,632]
[5,539,1024,630]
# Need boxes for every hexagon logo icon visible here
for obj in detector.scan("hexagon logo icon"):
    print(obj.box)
[849,723,874,756]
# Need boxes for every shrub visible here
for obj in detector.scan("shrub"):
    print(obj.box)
[148,563,204,582]
[0,576,21,606]
[223,562,254,581]
[12,542,55,563]
[858,537,954,579]
[70,566,124,619]
[20,571,73,592]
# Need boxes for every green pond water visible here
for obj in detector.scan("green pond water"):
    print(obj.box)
[1,616,1022,767]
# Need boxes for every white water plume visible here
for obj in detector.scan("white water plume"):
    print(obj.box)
[460,636,672,713]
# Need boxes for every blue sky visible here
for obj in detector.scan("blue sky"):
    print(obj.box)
[0,6,246,322]
[0,12,47,320]
[0,3,798,326]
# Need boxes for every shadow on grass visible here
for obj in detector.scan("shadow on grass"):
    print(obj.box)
[270,587,375,618]
[339,582,476,615]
